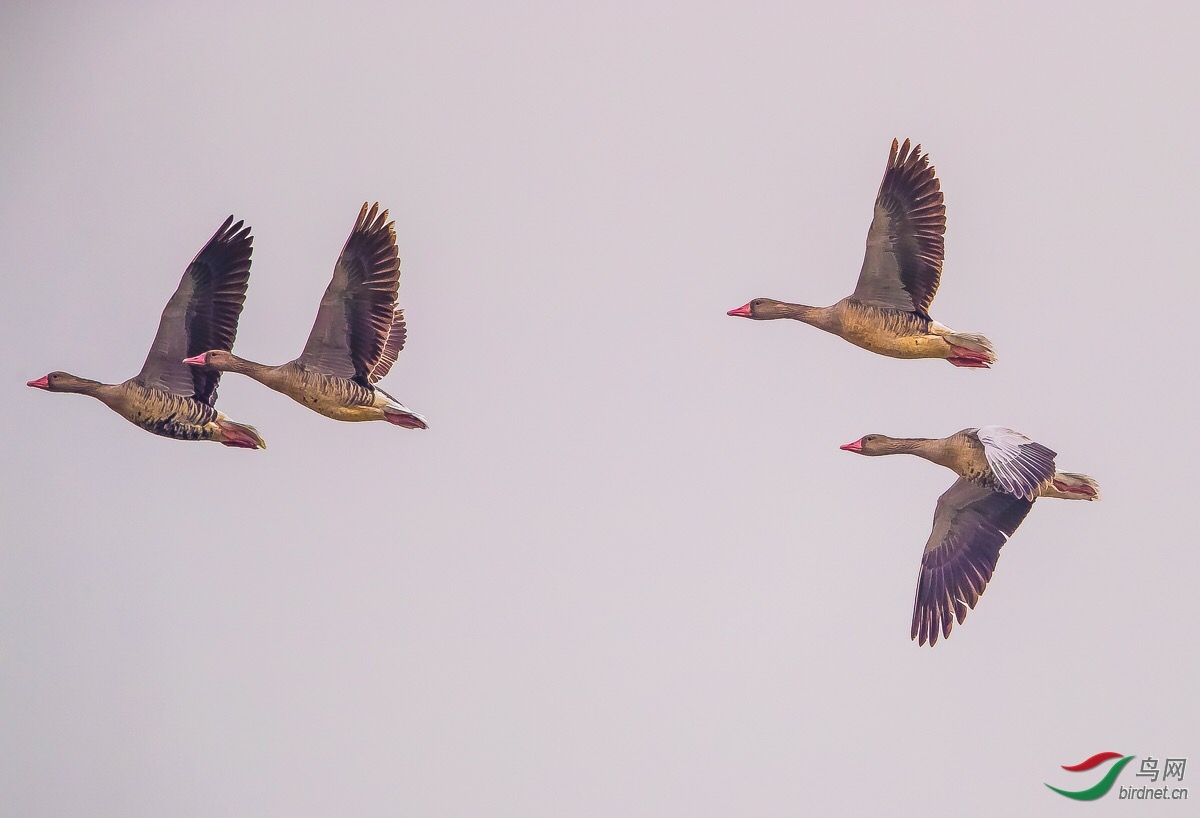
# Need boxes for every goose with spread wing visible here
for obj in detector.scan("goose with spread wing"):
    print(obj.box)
[728,139,995,367]
[26,217,265,448]
[184,203,426,429]
[839,427,1099,645]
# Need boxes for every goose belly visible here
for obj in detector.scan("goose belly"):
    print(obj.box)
[840,329,953,359]
[122,406,217,441]
[831,305,947,359]
[285,387,383,422]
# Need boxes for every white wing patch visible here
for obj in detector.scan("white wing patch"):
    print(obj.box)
[976,426,1058,501]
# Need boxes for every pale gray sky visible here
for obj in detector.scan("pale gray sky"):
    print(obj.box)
[2,2,1197,815]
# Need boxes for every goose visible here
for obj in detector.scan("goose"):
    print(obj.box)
[26,216,265,448]
[840,427,1099,645]
[728,139,995,368]
[184,203,426,429]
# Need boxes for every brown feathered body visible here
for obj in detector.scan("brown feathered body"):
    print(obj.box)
[34,373,264,447]
[222,359,398,422]
[105,379,224,439]
[772,300,964,360]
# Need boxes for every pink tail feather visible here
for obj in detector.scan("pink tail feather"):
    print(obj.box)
[943,331,996,368]
[383,407,428,429]
[1044,472,1101,500]
[216,419,266,449]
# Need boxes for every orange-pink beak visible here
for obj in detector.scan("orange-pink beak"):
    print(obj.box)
[839,439,863,453]
[727,302,753,318]
[182,354,206,366]
[27,375,50,389]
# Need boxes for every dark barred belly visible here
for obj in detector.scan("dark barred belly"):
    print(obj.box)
[138,416,213,441]
[124,398,218,442]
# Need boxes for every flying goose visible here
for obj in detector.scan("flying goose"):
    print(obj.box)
[26,216,265,448]
[728,139,995,368]
[840,427,1099,645]
[184,203,426,429]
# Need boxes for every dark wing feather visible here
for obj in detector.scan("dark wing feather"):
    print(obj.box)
[297,203,400,383]
[850,139,946,318]
[137,216,253,404]
[911,478,1034,647]
[369,309,407,383]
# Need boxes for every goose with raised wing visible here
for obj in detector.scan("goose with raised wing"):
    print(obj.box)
[840,427,1099,646]
[184,203,426,429]
[26,217,265,448]
[728,139,995,367]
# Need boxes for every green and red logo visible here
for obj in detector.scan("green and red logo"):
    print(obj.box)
[1046,752,1136,800]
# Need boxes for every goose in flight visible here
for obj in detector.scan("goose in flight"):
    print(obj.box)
[840,427,1099,645]
[728,139,995,368]
[27,216,265,449]
[184,203,426,429]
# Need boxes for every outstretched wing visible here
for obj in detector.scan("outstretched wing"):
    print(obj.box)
[911,478,1035,647]
[975,426,1058,501]
[369,309,407,384]
[297,203,400,383]
[850,139,946,318]
[137,216,253,404]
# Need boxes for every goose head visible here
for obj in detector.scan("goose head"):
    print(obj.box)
[839,434,897,455]
[26,371,100,393]
[184,350,237,371]
[726,298,790,319]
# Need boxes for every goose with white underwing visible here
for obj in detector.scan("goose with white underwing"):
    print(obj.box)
[840,426,1099,646]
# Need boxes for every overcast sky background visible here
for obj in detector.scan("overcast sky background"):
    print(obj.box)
[2,2,1197,815]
